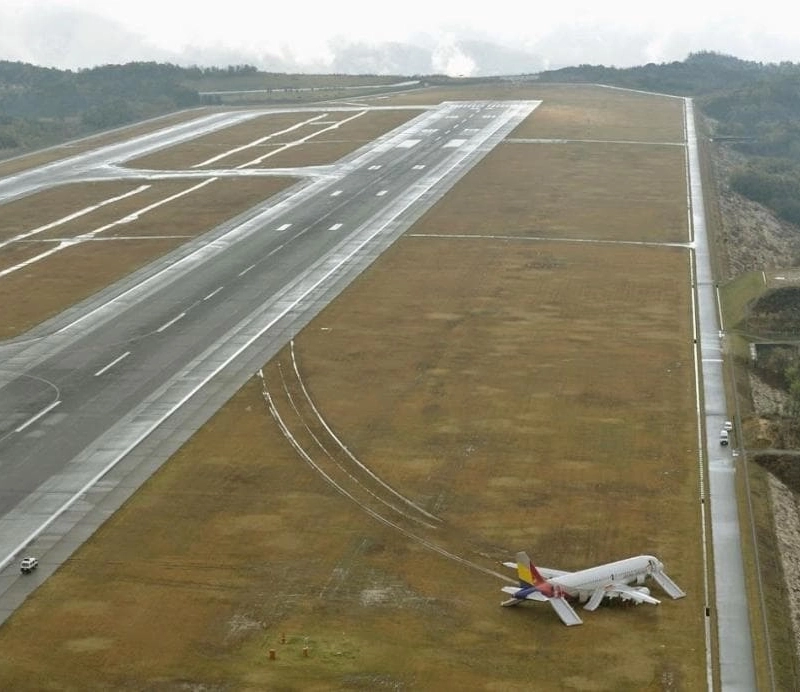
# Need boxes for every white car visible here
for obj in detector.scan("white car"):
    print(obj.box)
[20,556,38,574]
[720,429,729,446]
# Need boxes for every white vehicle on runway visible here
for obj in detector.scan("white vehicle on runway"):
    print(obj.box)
[20,557,38,574]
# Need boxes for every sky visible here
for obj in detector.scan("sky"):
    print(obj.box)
[2,0,800,76]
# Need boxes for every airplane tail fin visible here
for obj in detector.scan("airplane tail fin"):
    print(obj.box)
[516,551,548,588]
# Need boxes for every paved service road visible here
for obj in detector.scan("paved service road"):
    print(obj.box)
[686,98,756,691]
[0,100,539,620]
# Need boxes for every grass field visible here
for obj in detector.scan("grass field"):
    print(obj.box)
[0,84,710,690]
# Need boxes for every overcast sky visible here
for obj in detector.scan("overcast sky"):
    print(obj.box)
[2,0,800,76]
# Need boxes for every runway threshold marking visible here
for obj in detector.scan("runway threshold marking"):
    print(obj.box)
[94,351,131,377]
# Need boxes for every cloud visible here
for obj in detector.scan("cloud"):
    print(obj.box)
[431,35,477,77]
[0,4,174,69]
[2,1,800,76]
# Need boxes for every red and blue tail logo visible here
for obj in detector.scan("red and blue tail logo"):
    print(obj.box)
[516,552,546,587]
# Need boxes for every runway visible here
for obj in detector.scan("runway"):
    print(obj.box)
[0,100,539,620]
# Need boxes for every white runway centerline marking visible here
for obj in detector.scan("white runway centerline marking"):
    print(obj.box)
[156,312,186,333]
[94,351,131,377]
[376,190,388,196]
[329,223,343,231]
[277,223,292,231]
[15,401,61,433]
[203,286,224,301]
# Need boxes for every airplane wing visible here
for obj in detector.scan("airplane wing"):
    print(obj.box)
[607,584,661,606]
[581,584,660,612]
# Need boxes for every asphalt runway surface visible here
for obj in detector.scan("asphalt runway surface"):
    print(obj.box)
[0,99,538,619]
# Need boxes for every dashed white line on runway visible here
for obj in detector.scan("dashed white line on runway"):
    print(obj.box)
[94,351,131,377]
[156,312,186,333]
[203,287,224,301]
[15,401,61,433]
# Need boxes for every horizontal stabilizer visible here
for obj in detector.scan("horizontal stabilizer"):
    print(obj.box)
[549,597,583,626]
[651,570,686,599]
[501,586,548,602]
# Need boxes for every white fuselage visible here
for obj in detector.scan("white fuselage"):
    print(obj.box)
[550,555,660,597]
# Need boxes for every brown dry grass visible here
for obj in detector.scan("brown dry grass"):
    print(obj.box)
[0,177,295,338]
[0,85,708,690]
[386,83,684,143]
[0,181,146,241]
[416,141,687,242]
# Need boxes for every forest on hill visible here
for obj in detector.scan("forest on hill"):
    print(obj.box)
[2,53,800,229]
[0,61,406,152]
[540,52,800,226]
